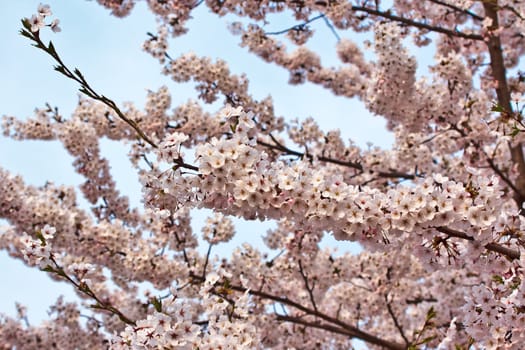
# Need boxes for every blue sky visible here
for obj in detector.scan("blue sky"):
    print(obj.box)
[0,1,392,323]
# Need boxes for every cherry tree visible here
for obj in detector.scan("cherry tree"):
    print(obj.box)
[1,0,525,349]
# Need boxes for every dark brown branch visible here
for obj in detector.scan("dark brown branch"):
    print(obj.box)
[405,296,438,305]
[449,123,525,208]
[49,258,136,326]
[21,20,159,149]
[435,226,520,260]
[172,228,192,269]
[501,4,525,20]
[385,294,409,346]
[265,12,340,41]
[482,2,512,111]
[436,226,471,240]
[350,6,484,41]
[482,1,525,210]
[257,137,417,180]
[190,273,406,350]
[483,150,524,198]
[22,19,201,174]
[265,14,324,35]
[485,242,521,260]
[425,0,484,21]
[276,314,359,338]
[298,260,319,313]
[202,243,213,279]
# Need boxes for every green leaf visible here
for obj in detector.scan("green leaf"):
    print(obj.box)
[54,65,65,73]
[426,306,436,321]
[150,296,162,312]
[419,335,437,344]
[492,274,504,284]
[79,87,96,99]
[74,68,85,81]
[47,41,57,56]
[34,230,47,245]
[19,29,34,39]
[491,103,505,113]
[510,276,521,290]
[89,302,104,310]
[54,268,68,278]
[465,99,477,109]
[21,18,32,31]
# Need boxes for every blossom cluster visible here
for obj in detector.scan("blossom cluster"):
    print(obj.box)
[28,3,60,33]
[202,213,235,244]
[111,274,259,349]
[3,2,525,350]
[19,225,55,269]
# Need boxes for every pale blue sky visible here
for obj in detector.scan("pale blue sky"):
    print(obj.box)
[0,1,392,323]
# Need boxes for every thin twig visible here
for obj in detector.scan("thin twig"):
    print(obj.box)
[20,20,158,148]
[23,23,205,173]
[265,12,340,41]
[435,226,520,260]
[48,258,136,326]
[202,243,213,279]
[265,14,325,35]
[322,14,341,42]
[257,136,417,180]
[483,150,525,199]
[189,273,406,350]
[171,217,192,269]
[298,260,318,313]
[276,314,367,340]
[405,296,438,304]
[385,294,409,346]
[425,0,484,21]
[351,5,484,41]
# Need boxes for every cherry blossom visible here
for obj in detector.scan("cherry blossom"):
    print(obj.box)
[2,1,525,349]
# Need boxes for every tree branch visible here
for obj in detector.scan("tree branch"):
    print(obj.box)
[385,294,410,346]
[190,273,406,350]
[483,149,524,198]
[425,0,484,21]
[350,5,484,41]
[276,314,357,338]
[257,137,417,180]
[435,226,520,260]
[202,243,213,279]
[265,14,324,35]
[298,259,319,313]
[322,14,341,42]
[448,122,525,208]
[482,1,525,210]
[21,19,158,149]
[48,258,136,326]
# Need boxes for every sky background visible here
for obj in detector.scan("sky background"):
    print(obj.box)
[0,1,394,324]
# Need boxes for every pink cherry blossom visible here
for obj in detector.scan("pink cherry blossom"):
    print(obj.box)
[3,1,525,349]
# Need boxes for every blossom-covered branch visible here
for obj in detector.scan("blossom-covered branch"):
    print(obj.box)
[2,1,525,349]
